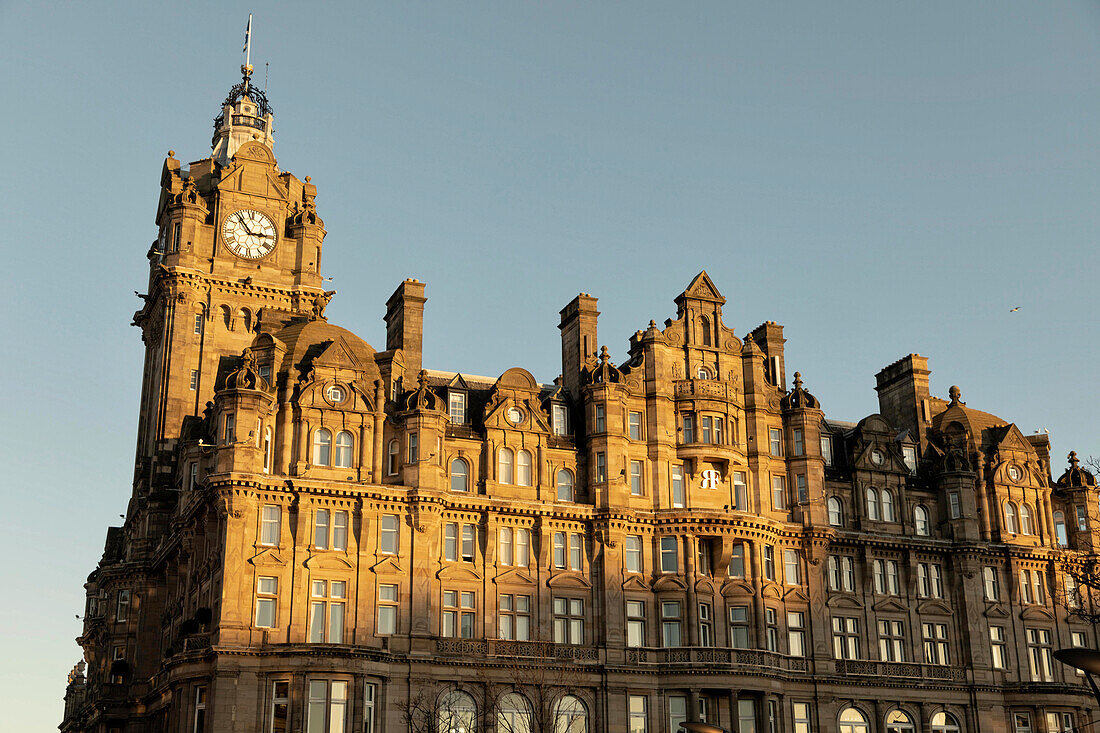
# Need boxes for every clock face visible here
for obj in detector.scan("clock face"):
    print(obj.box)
[222,209,277,259]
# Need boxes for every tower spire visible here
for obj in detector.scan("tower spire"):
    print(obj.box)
[212,13,274,166]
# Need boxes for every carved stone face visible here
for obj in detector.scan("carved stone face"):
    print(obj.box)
[222,209,277,259]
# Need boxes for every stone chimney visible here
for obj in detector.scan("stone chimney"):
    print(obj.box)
[559,293,599,398]
[385,279,427,375]
[750,321,786,390]
[875,354,932,448]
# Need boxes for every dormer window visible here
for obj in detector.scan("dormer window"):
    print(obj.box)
[903,446,917,475]
[449,391,467,424]
[551,403,570,436]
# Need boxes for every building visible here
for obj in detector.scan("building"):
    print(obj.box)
[61,61,1100,733]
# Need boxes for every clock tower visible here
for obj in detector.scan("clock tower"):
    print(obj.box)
[131,62,329,494]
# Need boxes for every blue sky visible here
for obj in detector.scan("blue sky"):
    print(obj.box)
[2,1,1099,728]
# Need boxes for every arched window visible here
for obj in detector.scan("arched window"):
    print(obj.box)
[312,428,332,466]
[220,304,233,330]
[1054,511,1068,547]
[839,707,871,733]
[263,426,273,474]
[498,448,514,485]
[882,489,896,522]
[517,450,533,487]
[700,315,712,346]
[451,458,470,492]
[931,712,960,733]
[1020,505,1033,535]
[884,708,919,730]
[334,431,353,468]
[914,505,930,536]
[557,469,575,502]
[886,710,916,733]
[554,695,588,733]
[828,497,843,527]
[438,690,477,733]
[387,440,399,476]
[697,366,712,380]
[239,308,252,332]
[866,488,880,521]
[498,692,533,733]
[1004,503,1018,534]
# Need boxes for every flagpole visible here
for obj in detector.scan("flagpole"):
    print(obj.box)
[245,13,252,70]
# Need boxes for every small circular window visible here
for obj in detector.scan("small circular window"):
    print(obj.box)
[870,449,885,466]
[697,367,712,379]
[506,407,524,425]
[326,385,346,403]
[1007,465,1022,482]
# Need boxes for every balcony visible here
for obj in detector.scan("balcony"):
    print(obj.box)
[231,114,267,131]
[834,659,967,682]
[435,638,599,662]
[626,647,808,672]
[674,379,742,405]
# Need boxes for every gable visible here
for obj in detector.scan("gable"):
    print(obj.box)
[681,271,726,304]
[996,424,1035,454]
[248,548,287,567]
[547,571,591,589]
[917,600,953,616]
[1020,605,1055,621]
[623,576,651,592]
[314,338,362,369]
[653,576,688,592]
[873,597,910,614]
[494,567,535,586]
[370,556,403,575]
[720,579,755,597]
[826,595,864,610]
[437,565,482,583]
[304,554,354,571]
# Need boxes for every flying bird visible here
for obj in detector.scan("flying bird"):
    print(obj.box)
[1009,307,1020,312]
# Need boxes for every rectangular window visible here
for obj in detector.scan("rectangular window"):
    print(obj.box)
[788,611,806,657]
[828,555,855,592]
[784,549,800,585]
[377,584,398,635]
[949,492,961,519]
[628,695,648,733]
[271,680,290,733]
[441,590,476,638]
[922,622,949,665]
[314,509,330,550]
[552,597,584,644]
[189,369,199,390]
[629,411,643,440]
[738,699,756,733]
[771,475,786,510]
[878,619,906,662]
[194,313,203,334]
[448,391,466,424]
[461,524,476,562]
[407,433,418,463]
[308,580,346,643]
[763,545,776,581]
[792,702,812,733]
[255,576,278,628]
[669,696,688,733]
[765,607,779,652]
[379,515,399,554]
[792,428,804,456]
[1072,631,1088,676]
[172,222,181,251]
[1046,713,1073,733]
[188,461,198,491]
[1014,713,1033,733]
[630,460,644,496]
[796,474,808,503]
[729,543,745,578]
[552,403,570,436]
[873,559,899,595]
[330,511,347,551]
[1027,628,1053,682]
[498,527,513,566]
[569,533,583,571]
[918,562,943,598]
[624,535,642,573]
[832,616,861,660]
[696,539,712,576]
[595,452,607,483]
[820,436,833,466]
[223,413,235,443]
[729,606,750,648]
[682,415,694,444]
[194,685,207,733]
[626,599,646,647]
[671,465,684,507]
[594,405,606,433]
[733,471,748,510]
[363,683,377,733]
[990,625,1007,669]
[554,532,566,569]
[1077,505,1088,531]
[261,505,280,545]
[661,601,682,646]
[306,679,347,733]
[903,445,917,474]
[769,428,783,456]
[498,594,531,641]
[984,566,1000,601]
[1065,574,1079,609]
[660,536,678,573]
[444,523,458,562]
[699,602,713,646]
[514,528,530,566]
[116,589,130,623]
[700,416,712,444]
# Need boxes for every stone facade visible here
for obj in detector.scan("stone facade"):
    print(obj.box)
[62,69,1100,733]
